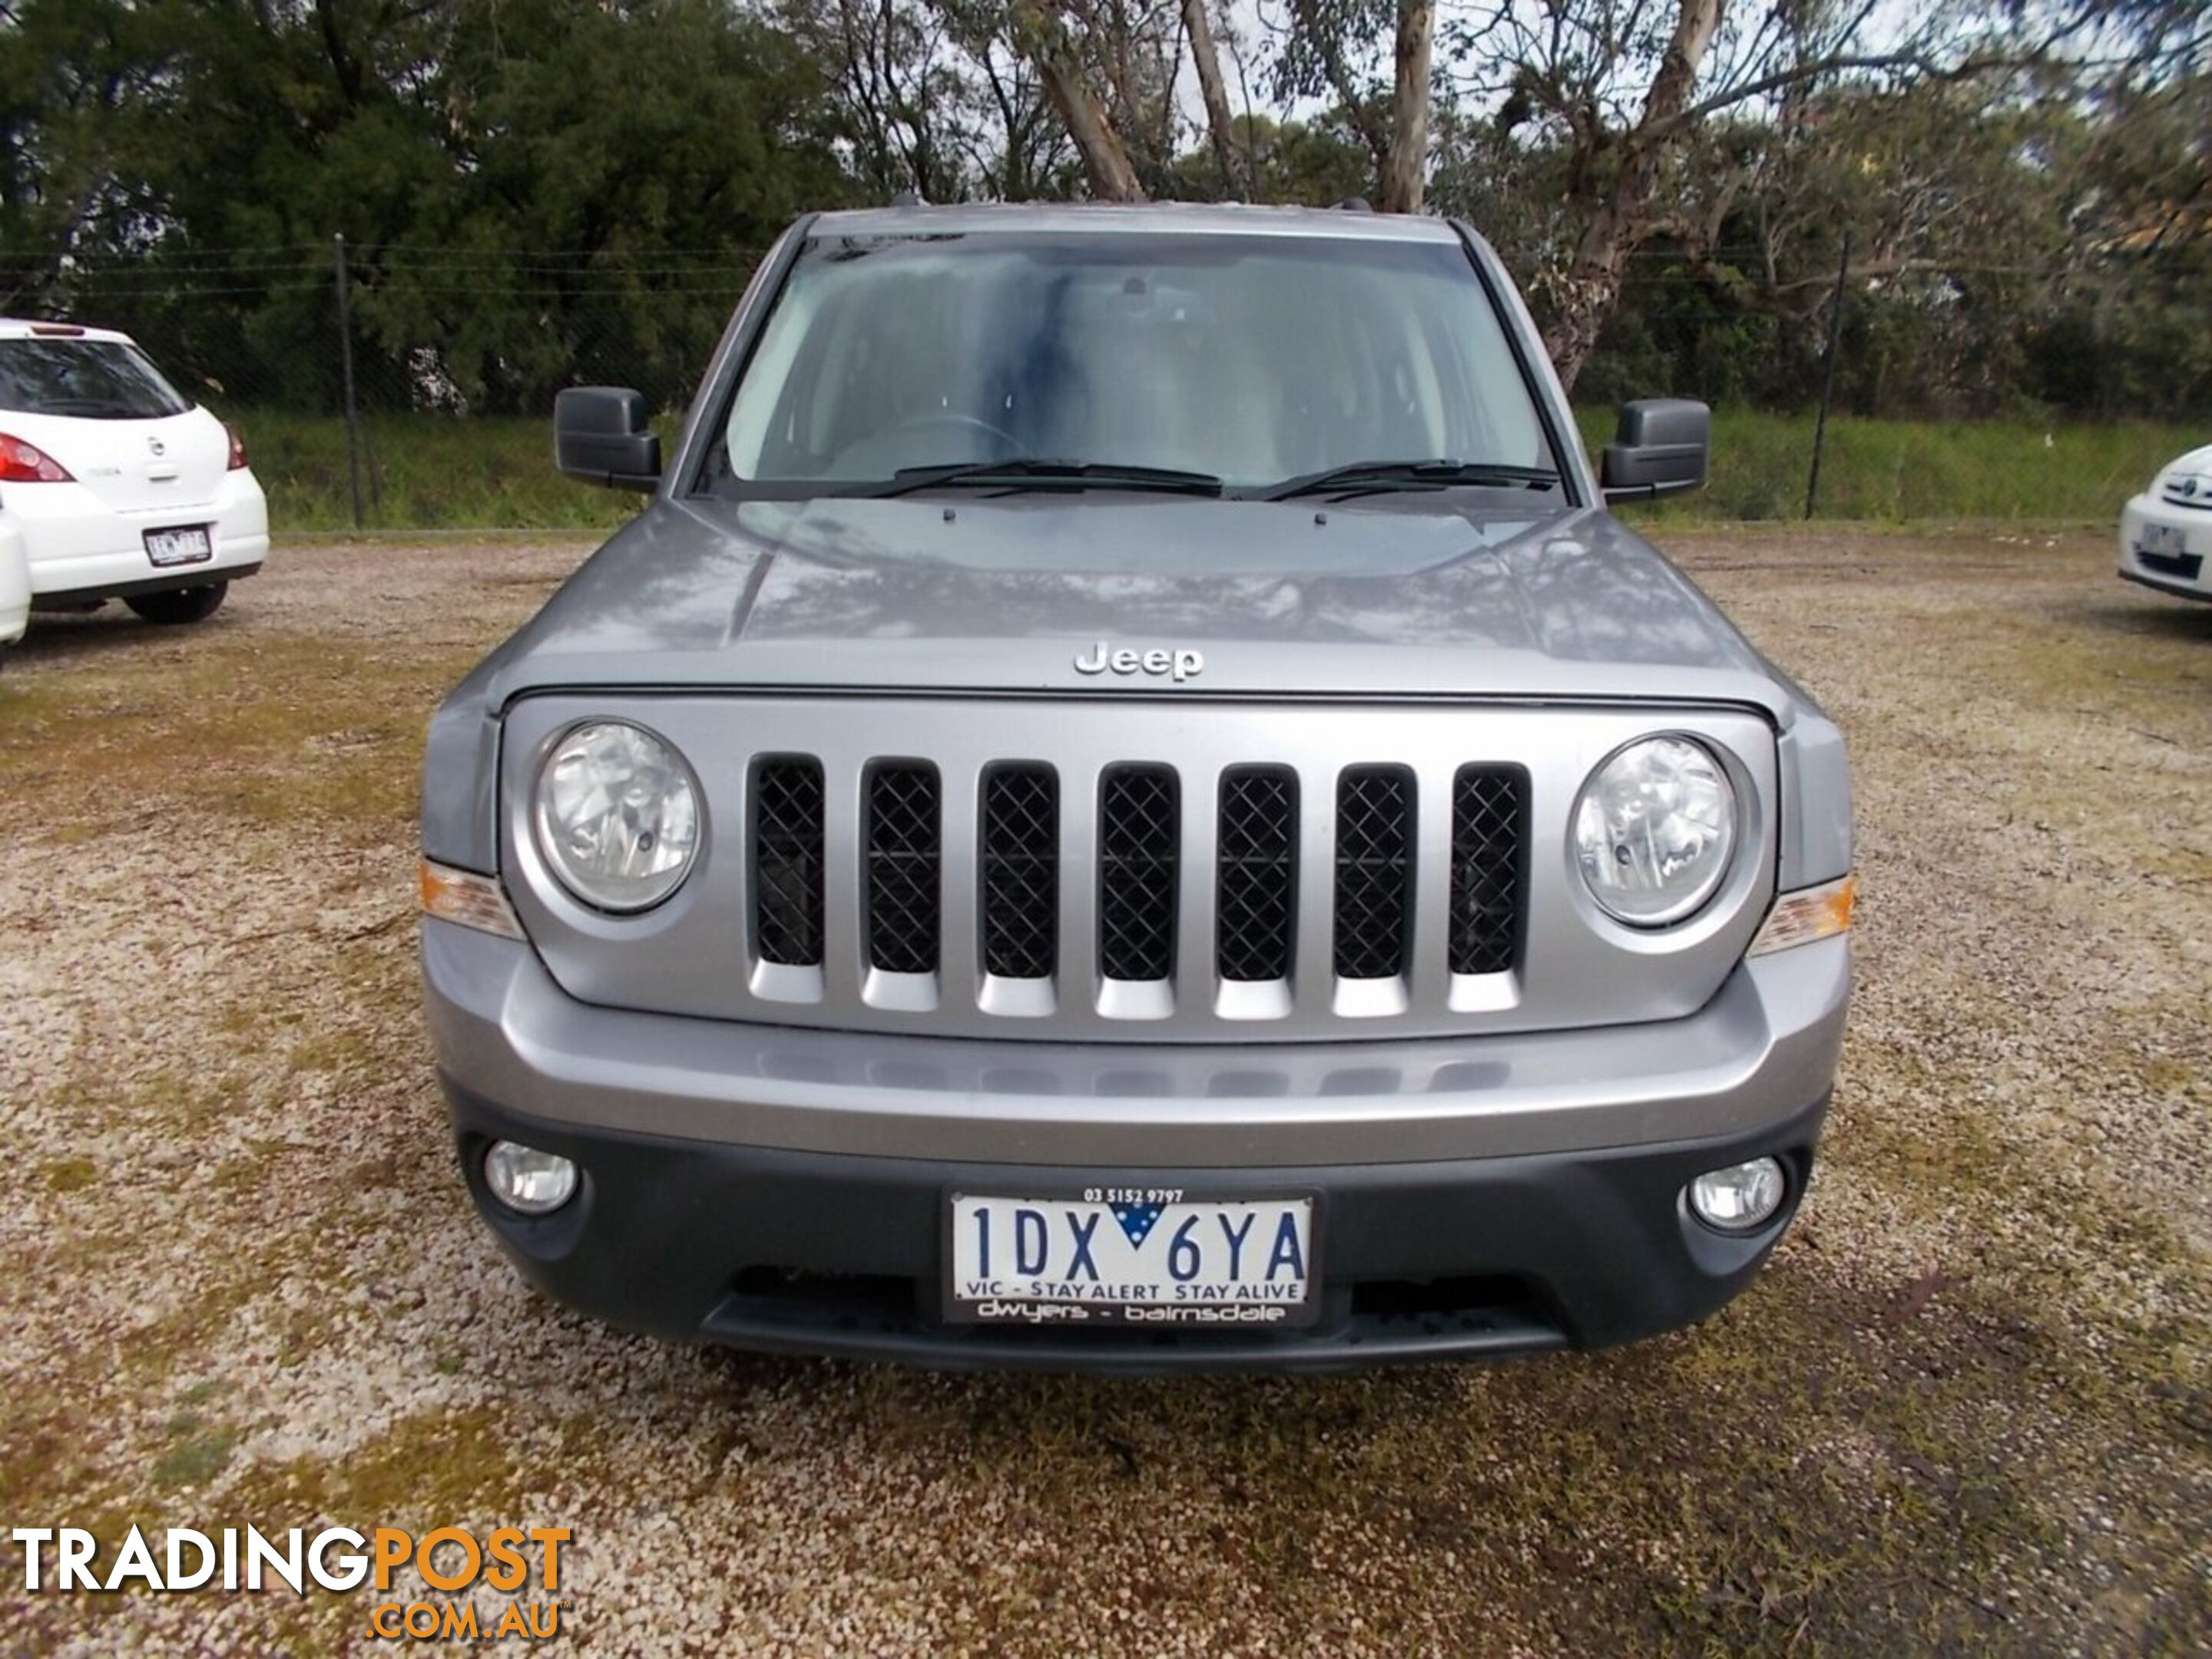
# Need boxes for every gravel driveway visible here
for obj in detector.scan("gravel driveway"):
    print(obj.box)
[2,526,2206,1655]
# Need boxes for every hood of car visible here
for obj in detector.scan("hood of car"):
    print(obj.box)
[479,493,1797,715]
[2157,445,2212,488]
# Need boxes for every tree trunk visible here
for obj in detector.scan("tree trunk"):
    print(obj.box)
[1541,0,1724,389]
[1020,4,1145,201]
[1181,0,1243,196]
[1544,219,1630,394]
[1379,0,1433,213]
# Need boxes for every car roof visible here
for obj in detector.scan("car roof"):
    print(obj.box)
[806,201,1467,244]
[0,318,137,345]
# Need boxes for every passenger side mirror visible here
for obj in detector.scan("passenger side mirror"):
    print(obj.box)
[1600,398,1709,502]
[555,386,661,491]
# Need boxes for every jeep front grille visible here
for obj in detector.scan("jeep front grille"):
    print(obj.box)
[506,697,1780,1043]
[745,750,1525,1017]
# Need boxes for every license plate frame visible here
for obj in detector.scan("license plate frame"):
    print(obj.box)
[144,525,214,568]
[2137,522,2187,558]
[942,1187,1323,1330]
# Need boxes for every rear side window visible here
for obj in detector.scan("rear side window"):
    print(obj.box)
[0,339,192,419]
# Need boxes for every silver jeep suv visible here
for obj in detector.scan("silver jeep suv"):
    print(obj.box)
[419,204,1853,1372]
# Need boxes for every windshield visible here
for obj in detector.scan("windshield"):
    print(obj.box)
[0,338,192,420]
[717,231,1556,494]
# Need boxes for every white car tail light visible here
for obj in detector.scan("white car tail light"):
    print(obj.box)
[225,422,248,471]
[0,432,73,483]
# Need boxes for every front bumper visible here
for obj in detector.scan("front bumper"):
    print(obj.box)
[426,922,1848,1370]
[449,1081,1826,1371]
[2120,495,2212,601]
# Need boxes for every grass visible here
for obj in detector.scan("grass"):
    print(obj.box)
[2,529,2207,1653]
[1578,407,2201,523]
[230,409,2206,534]
[236,412,647,535]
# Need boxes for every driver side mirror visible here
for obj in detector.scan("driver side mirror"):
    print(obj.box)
[1600,398,1709,502]
[555,386,661,491]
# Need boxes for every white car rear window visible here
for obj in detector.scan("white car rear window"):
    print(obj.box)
[0,339,193,420]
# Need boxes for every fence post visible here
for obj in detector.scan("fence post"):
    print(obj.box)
[333,233,365,531]
[1803,227,1852,522]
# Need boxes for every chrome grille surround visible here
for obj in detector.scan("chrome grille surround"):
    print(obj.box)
[500,695,1778,1044]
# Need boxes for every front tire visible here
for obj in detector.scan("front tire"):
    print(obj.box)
[125,582,228,625]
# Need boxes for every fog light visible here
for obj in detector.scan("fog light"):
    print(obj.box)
[482,1141,578,1216]
[1688,1157,1786,1231]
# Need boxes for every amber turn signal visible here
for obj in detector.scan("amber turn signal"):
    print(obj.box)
[1747,873,1856,957]
[419,857,526,941]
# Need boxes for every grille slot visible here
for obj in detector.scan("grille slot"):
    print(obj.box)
[1333,767,1413,980]
[865,763,941,974]
[1098,765,1178,981]
[751,758,824,966]
[980,764,1058,979]
[1216,767,1297,982]
[1449,767,1524,975]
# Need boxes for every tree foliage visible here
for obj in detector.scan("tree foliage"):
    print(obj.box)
[0,0,2201,421]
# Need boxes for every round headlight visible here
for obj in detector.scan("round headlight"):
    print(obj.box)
[534,720,700,912]
[1573,735,1737,926]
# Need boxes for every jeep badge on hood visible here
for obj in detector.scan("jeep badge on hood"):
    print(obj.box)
[1072,641,1205,682]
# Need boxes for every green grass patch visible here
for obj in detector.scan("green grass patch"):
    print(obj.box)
[152,1412,240,1489]
[1581,408,2200,523]
[237,412,651,534]
[230,409,2204,532]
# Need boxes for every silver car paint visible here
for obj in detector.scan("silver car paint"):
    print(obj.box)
[422,497,1853,889]
[424,920,1848,1166]
[420,204,1852,1163]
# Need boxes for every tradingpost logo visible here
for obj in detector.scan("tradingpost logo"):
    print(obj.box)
[11,1524,571,1641]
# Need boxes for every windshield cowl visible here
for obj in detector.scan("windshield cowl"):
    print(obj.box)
[868,458,1224,498]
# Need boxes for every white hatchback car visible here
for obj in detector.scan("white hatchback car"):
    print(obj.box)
[2120,442,2211,604]
[0,319,268,645]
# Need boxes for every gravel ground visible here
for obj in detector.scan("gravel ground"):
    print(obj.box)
[1,525,2206,1656]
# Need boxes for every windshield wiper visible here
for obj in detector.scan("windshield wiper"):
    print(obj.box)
[869,458,1223,498]
[1258,459,1561,502]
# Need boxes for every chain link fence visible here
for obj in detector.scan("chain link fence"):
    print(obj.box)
[1,239,2194,531]
[1,242,765,529]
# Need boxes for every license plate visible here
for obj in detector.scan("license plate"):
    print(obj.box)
[144,525,212,568]
[947,1190,1317,1328]
[2137,522,2187,558]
